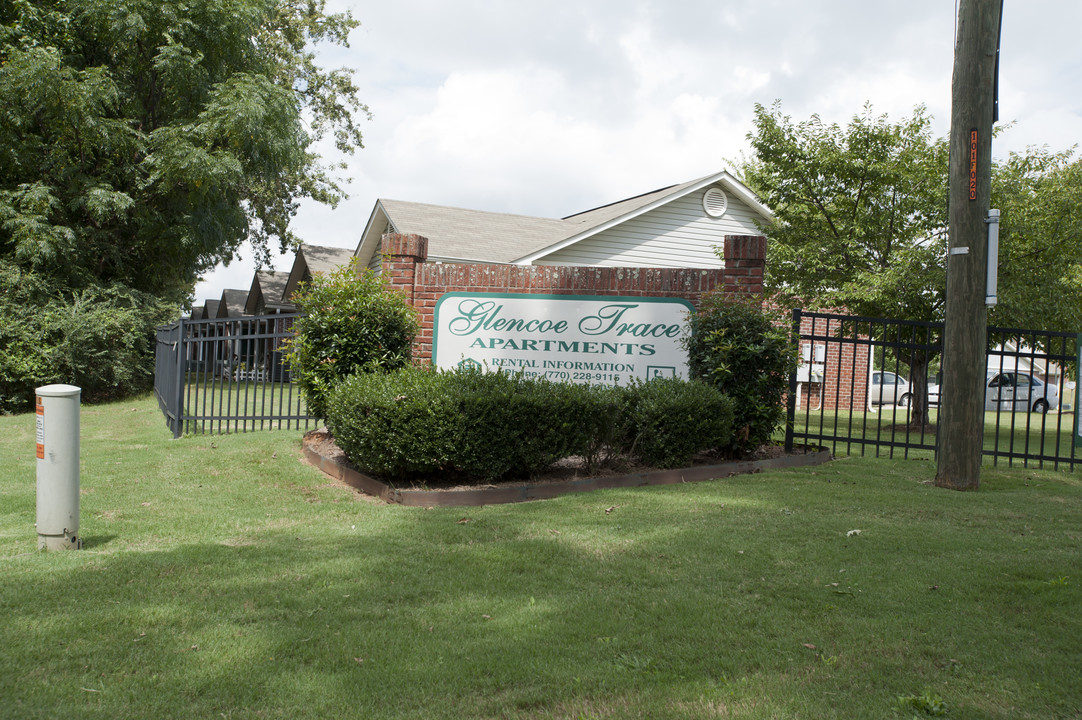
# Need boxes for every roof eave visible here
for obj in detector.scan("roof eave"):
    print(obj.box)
[355,201,390,268]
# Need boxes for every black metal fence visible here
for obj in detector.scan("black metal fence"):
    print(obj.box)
[786,309,1079,471]
[154,313,315,438]
[156,309,1078,471]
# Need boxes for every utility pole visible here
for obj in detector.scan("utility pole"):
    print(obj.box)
[936,0,1003,490]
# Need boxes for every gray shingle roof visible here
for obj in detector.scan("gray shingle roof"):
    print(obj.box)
[364,171,770,266]
[378,199,571,263]
[217,289,250,318]
[253,270,291,310]
[301,244,355,275]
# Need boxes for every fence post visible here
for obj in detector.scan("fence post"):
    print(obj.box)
[785,308,801,453]
[1075,333,1081,453]
[172,317,186,438]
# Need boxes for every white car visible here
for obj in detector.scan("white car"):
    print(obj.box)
[926,372,1057,413]
[985,371,1059,413]
[869,370,912,407]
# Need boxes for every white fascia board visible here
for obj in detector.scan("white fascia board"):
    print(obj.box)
[354,201,390,267]
[281,251,311,303]
[716,173,776,224]
[513,171,773,265]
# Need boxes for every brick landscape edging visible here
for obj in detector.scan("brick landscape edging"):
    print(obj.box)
[303,439,832,507]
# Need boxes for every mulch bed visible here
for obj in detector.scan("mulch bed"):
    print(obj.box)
[301,428,833,507]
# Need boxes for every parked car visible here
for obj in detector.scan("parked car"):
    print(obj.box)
[869,370,911,407]
[985,371,1059,413]
[927,375,940,406]
[926,372,1057,413]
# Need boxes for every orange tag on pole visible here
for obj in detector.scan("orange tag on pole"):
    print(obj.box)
[35,396,44,459]
[969,128,979,200]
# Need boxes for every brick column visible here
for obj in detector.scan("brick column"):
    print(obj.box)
[379,233,429,304]
[379,233,430,364]
[723,235,766,298]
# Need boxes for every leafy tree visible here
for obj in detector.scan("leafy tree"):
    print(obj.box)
[989,147,1082,334]
[741,102,948,425]
[1,0,367,301]
[0,0,367,409]
[741,102,1081,425]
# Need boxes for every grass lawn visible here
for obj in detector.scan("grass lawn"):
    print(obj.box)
[2,395,1080,719]
[792,406,1079,468]
[176,378,314,434]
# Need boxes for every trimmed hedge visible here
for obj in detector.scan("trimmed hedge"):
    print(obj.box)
[622,376,734,468]
[325,368,734,483]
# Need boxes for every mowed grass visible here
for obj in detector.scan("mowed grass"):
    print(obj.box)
[1,395,1081,719]
[176,378,313,433]
[792,406,1079,467]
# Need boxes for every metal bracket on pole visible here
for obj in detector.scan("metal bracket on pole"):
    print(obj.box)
[985,209,1000,306]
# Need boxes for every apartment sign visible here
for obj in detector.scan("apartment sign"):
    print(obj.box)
[433,293,694,386]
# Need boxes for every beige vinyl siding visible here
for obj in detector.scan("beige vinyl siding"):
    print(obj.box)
[537,189,763,268]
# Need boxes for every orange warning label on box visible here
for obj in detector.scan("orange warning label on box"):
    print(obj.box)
[35,396,44,459]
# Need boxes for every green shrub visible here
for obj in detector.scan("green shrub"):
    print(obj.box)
[0,267,175,413]
[684,296,797,455]
[570,382,626,474]
[622,377,734,468]
[326,368,735,482]
[285,264,419,419]
[326,367,600,482]
[452,369,597,480]
[326,367,457,478]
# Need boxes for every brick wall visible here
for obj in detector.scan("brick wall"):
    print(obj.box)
[379,232,767,364]
[794,313,871,411]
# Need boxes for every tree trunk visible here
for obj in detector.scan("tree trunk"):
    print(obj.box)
[907,355,932,428]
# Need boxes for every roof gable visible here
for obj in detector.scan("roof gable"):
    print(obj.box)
[355,171,771,268]
[246,270,291,314]
[281,243,355,307]
[216,289,250,318]
[517,171,772,265]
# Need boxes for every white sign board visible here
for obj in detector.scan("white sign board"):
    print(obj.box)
[433,293,694,386]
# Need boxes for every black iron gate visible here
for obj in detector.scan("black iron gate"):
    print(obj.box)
[154,314,316,438]
[785,309,1079,471]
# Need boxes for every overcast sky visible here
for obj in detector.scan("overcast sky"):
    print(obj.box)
[194,0,1082,306]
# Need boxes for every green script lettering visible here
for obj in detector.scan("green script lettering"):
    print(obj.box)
[579,303,683,338]
[447,298,569,336]
[579,304,636,335]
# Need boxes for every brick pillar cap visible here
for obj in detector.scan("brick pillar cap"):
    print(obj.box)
[382,233,429,261]
[724,235,767,263]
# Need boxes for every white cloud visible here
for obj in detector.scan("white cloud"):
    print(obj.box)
[194,0,1082,306]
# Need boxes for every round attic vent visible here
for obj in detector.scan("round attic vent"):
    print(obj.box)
[703,187,728,218]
